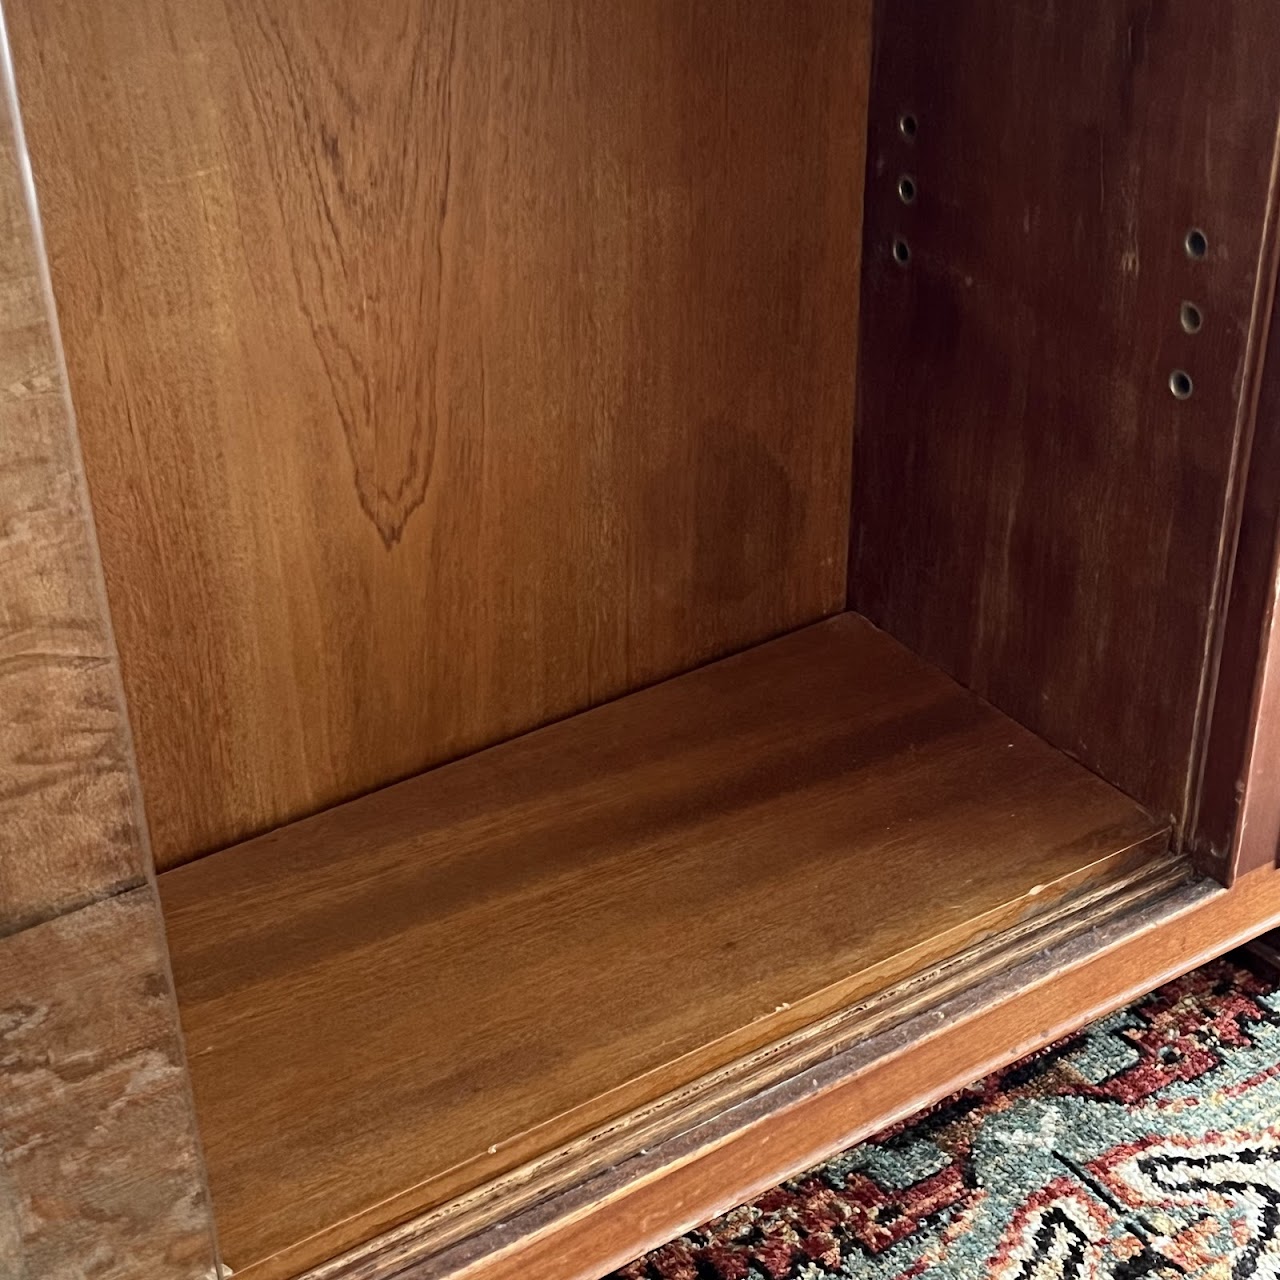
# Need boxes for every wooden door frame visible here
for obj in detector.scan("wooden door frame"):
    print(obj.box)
[1191,173,1280,882]
[0,23,221,1277]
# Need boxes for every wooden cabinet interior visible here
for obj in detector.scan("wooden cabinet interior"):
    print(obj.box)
[5,0,1280,1278]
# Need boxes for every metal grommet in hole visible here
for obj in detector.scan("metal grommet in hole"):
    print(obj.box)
[898,113,918,140]
[898,175,917,204]
[1169,369,1194,400]
[1180,301,1203,334]
[892,237,911,266]
[1185,228,1208,260]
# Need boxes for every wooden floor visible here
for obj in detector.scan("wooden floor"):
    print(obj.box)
[157,613,1167,1279]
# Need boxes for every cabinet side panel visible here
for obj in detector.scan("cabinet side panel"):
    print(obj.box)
[0,14,141,928]
[5,0,870,867]
[849,0,1280,831]
[0,23,221,1277]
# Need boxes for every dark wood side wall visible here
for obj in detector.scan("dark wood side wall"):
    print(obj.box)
[0,40,220,1279]
[6,0,869,870]
[849,0,1280,847]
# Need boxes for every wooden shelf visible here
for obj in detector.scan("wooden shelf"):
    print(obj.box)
[157,613,1167,1279]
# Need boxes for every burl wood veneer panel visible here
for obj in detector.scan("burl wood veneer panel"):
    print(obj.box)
[850,0,1280,831]
[0,36,143,929]
[6,0,869,867]
[0,42,220,1278]
[0,889,220,1280]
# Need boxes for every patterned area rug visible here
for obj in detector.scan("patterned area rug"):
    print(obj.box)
[612,952,1280,1279]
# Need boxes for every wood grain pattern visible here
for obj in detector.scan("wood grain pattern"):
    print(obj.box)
[0,37,144,931]
[6,0,869,868]
[849,0,1280,832]
[415,867,1280,1280]
[158,613,1166,1279]
[0,38,221,1276]
[0,1165,23,1280]
[295,852,1192,1280]
[0,889,221,1280]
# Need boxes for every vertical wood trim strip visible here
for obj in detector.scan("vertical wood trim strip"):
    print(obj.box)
[1184,100,1280,866]
[0,1,146,929]
[0,5,223,1275]
[1235,576,1280,873]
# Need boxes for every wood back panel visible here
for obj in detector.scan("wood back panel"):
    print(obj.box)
[6,0,869,867]
[849,0,1280,831]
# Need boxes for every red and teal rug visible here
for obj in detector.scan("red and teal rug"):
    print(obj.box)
[612,952,1280,1279]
